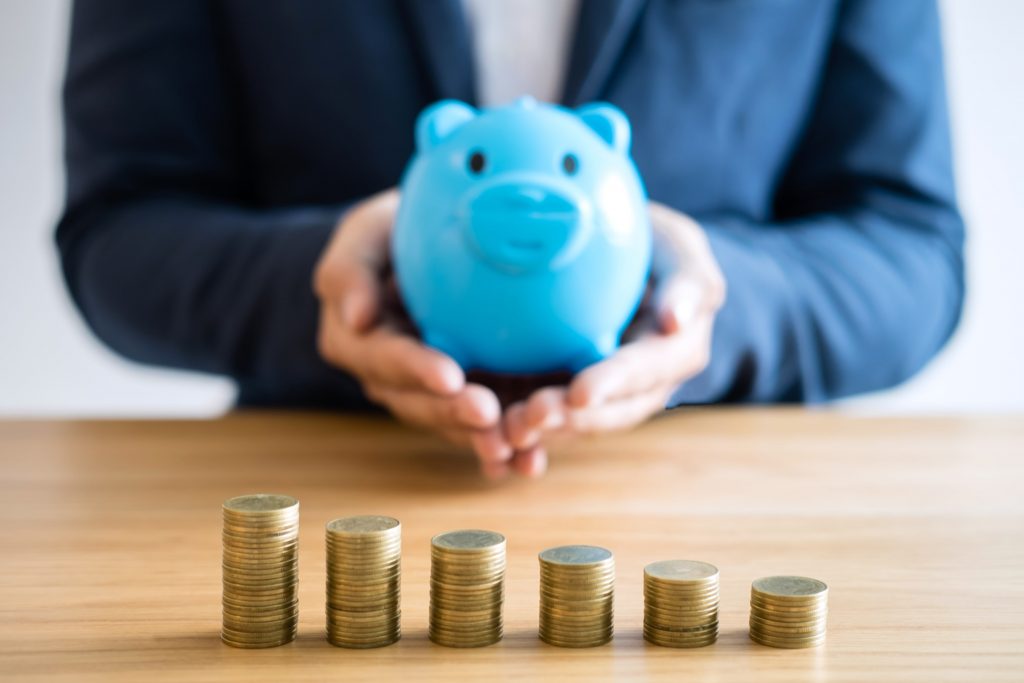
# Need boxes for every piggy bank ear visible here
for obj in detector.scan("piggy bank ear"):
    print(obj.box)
[416,100,477,152]
[578,103,631,155]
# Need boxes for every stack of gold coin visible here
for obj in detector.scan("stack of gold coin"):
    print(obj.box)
[429,529,506,647]
[325,515,402,648]
[643,559,719,648]
[538,545,615,648]
[749,575,828,648]
[221,494,299,648]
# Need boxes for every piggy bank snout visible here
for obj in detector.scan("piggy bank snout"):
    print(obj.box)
[465,181,589,272]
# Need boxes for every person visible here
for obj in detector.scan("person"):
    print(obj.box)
[56,0,964,478]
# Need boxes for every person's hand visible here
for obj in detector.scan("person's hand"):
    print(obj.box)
[504,201,726,451]
[313,189,522,478]
[467,370,572,478]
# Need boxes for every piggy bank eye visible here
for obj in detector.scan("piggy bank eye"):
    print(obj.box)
[467,150,486,175]
[562,153,579,176]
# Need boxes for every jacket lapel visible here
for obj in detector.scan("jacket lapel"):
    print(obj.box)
[562,0,647,106]
[400,0,477,105]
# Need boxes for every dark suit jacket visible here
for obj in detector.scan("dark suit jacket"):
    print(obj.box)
[57,0,964,407]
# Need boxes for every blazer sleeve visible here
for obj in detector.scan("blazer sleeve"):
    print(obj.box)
[56,0,366,407]
[672,0,965,404]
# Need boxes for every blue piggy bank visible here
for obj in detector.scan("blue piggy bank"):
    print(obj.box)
[392,97,651,374]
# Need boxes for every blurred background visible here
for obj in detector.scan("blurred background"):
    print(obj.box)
[1,0,1021,417]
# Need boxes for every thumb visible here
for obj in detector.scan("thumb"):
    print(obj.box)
[654,275,704,334]
[328,189,400,332]
[339,270,381,332]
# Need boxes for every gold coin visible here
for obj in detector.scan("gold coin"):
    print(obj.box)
[750,601,828,619]
[539,545,613,567]
[750,601,827,616]
[328,635,401,649]
[644,583,719,597]
[539,633,612,648]
[750,631,826,649]
[222,635,296,648]
[327,514,399,534]
[223,493,298,513]
[645,615,718,629]
[644,559,718,584]
[644,594,718,609]
[750,618,827,635]
[221,622,296,638]
[751,576,828,600]
[644,633,717,648]
[539,632,614,643]
[429,634,502,648]
[432,529,505,551]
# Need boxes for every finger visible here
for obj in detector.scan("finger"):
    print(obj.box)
[329,310,464,395]
[362,329,464,395]
[470,427,514,464]
[524,387,568,431]
[566,318,710,408]
[318,190,400,332]
[352,189,399,264]
[480,459,512,480]
[567,386,673,435]
[511,445,548,478]
[438,428,513,479]
[367,383,500,431]
[505,388,568,450]
[647,202,725,331]
[503,402,533,450]
[655,275,706,333]
[338,266,383,332]
[456,384,502,427]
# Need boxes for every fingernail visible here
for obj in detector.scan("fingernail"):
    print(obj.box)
[667,284,702,330]
[566,383,593,409]
[540,409,565,431]
[481,431,514,462]
[494,442,514,462]
[517,447,548,478]
[511,428,540,451]
[435,364,465,394]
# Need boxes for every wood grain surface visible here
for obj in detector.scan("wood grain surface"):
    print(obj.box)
[1,409,1022,682]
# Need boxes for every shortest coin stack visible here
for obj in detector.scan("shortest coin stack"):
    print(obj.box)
[325,515,402,648]
[643,560,719,648]
[749,575,828,649]
[429,529,506,647]
[539,545,615,648]
[221,493,300,649]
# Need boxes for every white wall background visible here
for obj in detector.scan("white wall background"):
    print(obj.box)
[0,0,1021,417]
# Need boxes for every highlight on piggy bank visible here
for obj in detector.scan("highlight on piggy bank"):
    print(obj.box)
[392,97,651,375]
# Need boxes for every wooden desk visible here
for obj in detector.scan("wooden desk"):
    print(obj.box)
[1,410,1022,681]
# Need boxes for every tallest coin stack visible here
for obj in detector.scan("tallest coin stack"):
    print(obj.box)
[221,494,300,648]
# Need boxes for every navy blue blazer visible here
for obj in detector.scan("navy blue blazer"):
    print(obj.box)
[57,0,964,407]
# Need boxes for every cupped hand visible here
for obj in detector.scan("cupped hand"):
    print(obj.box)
[314,189,523,479]
[504,202,726,451]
